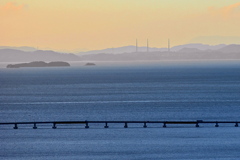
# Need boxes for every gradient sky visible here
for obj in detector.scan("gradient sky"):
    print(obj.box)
[1,0,240,52]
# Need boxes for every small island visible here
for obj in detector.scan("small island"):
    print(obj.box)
[6,61,70,68]
[85,63,96,66]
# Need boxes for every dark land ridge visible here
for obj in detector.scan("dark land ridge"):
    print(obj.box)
[1,44,240,62]
[6,61,70,68]
[85,63,96,66]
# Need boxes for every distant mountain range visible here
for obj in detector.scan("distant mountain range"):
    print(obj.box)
[77,43,227,55]
[171,44,227,52]
[79,44,240,61]
[0,44,240,62]
[0,46,37,52]
[0,49,80,62]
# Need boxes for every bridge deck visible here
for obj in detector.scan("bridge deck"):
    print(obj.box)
[0,120,239,129]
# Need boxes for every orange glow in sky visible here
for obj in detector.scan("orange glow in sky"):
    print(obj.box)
[1,0,240,52]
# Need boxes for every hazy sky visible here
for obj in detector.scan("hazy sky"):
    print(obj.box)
[1,0,240,52]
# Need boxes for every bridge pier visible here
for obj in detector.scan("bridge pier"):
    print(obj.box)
[195,123,199,127]
[163,123,166,128]
[52,123,57,129]
[124,122,128,128]
[235,123,238,127]
[13,123,18,129]
[215,122,219,127]
[143,122,147,128]
[85,121,89,128]
[33,123,37,129]
[104,122,109,128]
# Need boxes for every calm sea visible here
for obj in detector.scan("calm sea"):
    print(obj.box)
[1,61,240,159]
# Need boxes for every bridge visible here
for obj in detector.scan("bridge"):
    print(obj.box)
[0,120,239,129]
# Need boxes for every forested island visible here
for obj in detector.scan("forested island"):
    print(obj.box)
[6,61,70,68]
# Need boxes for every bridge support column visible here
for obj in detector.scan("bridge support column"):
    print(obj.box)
[235,123,238,127]
[143,122,147,128]
[33,123,37,129]
[195,123,199,127]
[13,123,18,129]
[104,122,109,128]
[85,121,89,128]
[215,122,219,127]
[52,123,57,129]
[124,122,128,128]
[163,123,166,128]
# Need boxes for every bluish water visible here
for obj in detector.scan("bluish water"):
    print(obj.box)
[1,62,240,122]
[1,62,240,159]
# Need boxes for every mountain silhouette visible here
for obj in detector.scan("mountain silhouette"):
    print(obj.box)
[217,44,240,53]
[1,43,240,62]
[0,46,37,52]
[0,49,80,62]
[77,43,227,55]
